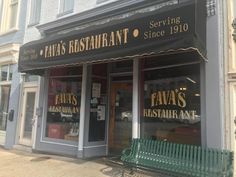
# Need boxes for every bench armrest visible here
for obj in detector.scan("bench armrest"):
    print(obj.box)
[122,148,131,157]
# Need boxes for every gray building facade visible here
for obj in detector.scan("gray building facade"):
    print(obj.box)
[0,0,231,168]
[0,0,27,149]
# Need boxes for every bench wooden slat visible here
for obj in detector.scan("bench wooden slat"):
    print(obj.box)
[214,149,218,175]
[206,148,209,174]
[192,146,197,173]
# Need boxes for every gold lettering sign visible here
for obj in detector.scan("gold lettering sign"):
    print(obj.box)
[144,16,189,40]
[144,89,199,122]
[44,41,66,58]
[151,89,186,108]
[48,106,79,114]
[43,28,129,59]
[143,109,197,120]
[48,93,79,114]
[54,93,78,106]
[34,16,192,61]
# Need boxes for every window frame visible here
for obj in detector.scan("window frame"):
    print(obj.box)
[43,73,82,144]
[0,0,19,34]
[140,62,201,145]
[57,0,74,17]
[0,64,13,83]
[28,0,41,26]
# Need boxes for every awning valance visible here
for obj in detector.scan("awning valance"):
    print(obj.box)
[19,0,206,74]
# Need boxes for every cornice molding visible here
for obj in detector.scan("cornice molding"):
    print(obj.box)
[0,43,20,57]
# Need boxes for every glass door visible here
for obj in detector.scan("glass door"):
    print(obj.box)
[0,85,11,145]
[19,87,37,146]
[0,85,10,131]
[109,82,132,155]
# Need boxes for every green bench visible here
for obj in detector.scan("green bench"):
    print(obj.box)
[121,138,234,177]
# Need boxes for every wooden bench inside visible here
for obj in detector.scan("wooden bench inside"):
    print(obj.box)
[121,138,234,177]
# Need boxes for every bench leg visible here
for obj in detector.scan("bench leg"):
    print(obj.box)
[122,166,134,177]
[129,168,134,175]
[121,169,125,177]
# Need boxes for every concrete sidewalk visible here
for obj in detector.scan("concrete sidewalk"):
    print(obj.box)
[0,147,164,177]
[0,147,123,177]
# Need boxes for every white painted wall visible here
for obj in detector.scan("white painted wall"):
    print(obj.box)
[23,0,119,43]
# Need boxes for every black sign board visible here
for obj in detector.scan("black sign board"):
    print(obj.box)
[19,0,206,73]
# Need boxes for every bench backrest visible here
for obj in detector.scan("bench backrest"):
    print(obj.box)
[126,138,234,177]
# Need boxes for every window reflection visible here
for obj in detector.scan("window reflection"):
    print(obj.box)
[45,67,82,142]
[141,63,201,145]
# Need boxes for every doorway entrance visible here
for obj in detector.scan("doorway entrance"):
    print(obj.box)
[0,85,11,145]
[109,82,132,155]
[19,87,37,146]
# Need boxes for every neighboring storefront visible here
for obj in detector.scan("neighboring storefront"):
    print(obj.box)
[18,0,206,157]
[0,63,13,145]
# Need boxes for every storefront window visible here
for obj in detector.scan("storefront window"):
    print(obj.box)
[45,67,82,142]
[141,61,201,145]
[88,64,107,142]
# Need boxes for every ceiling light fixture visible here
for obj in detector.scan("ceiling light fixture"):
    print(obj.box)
[186,77,196,84]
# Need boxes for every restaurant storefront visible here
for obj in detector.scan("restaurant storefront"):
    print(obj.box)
[18,0,206,157]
